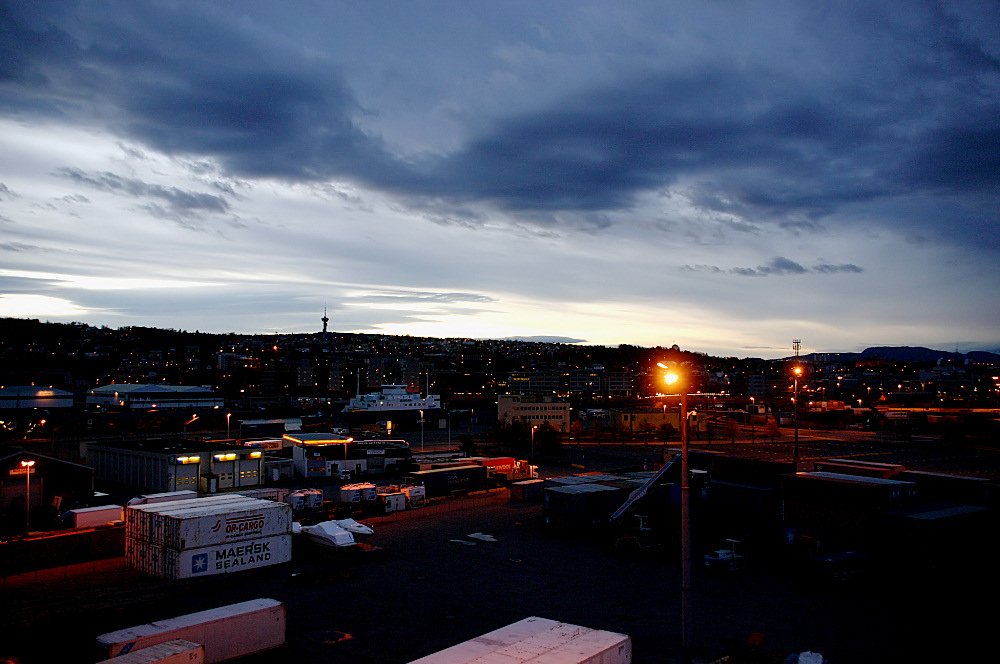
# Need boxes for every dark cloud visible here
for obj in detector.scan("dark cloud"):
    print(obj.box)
[683,257,863,277]
[813,263,863,274]
[2,2,998,249]
[54,167,229,216]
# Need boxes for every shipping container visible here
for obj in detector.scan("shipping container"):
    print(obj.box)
[406,616,631,664]
[339,483,378,503]
[380,491,406,513]
[127,490,199,506]
[127,534,292,579]
[230,487,291,503]
[543,484,627,528]
[96,598,286,663]
[126,495,260,543]
[66,504,124,528]
[510,479,544,503]
[94,639,204,664]
[813,460,901,479]
[157,500,291,550]
[401,484,426,507]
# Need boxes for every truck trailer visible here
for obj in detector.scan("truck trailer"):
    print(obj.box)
[406,465,490,499]
[406,616,631,664]
[95,598,285,663]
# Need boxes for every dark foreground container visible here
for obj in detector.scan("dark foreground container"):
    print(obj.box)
[95,598,285,663]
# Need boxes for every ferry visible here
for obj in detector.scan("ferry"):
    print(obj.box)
[343,384,441,412]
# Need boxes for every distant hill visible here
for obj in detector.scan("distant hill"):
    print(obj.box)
[803,346,1000,363]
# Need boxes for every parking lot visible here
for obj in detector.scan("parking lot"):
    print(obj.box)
[3,486,994,664]
[3,434,997,663]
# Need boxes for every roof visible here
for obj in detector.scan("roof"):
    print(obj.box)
[89,438,244,456]
[0,386,74,398]
[282,432,353,445]
[89,383,215,395]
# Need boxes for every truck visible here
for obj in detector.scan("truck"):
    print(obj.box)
[406,465,490,499]
[406,616,631,664]
[95,598,286,663]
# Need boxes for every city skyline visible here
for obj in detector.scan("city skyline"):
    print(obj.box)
[1,2,998,360]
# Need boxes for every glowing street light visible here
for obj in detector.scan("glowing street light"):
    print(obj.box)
[21,459,35,534]
[226,412,232,441]
[658,361,692,664]
[531,424,538,464]
[419,409,425,452]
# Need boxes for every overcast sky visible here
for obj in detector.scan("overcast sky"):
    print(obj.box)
[1,1,998,358]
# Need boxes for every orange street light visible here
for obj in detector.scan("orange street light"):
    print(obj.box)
[658,361,692,664]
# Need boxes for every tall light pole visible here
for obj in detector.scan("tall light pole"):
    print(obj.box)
[749,396,756,444]
[226,412,232,441]
[21,459,35,534]
[419,409,425,452]
[793,366,802,471]
[531,425,538,464]
[659,362,692,664]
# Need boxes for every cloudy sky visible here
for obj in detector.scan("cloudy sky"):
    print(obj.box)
[1,1,998,358]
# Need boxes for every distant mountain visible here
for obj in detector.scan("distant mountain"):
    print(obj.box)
[859,346,1000,363]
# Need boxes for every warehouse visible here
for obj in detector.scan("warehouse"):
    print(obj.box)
[86,383,223,410]
[285,433,410,478]
[89,439,264,493]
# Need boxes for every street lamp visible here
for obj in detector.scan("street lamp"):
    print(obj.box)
[531,425,538,464]
[658,362,692,664]
[21,459,35,534]
[793,367,802,471]
[419,409,425,452]
[226,412,232,441]
[749,396,756,444]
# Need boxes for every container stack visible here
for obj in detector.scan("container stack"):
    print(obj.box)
[125,496,292,579]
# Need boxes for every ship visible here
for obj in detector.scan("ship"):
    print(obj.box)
[343,385,441,412]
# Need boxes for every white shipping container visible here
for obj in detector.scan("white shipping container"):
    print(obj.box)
[380,492,406,513]
[159,500,292,550]
[94,639,204,664]
[166,534,291,579]
[126,495,261,544]
[128,497,289,548]
[126,534,292,579]
[96,598,286,663]
[406,616,631,664]
[67,504,124,528]
[128,490,199,506]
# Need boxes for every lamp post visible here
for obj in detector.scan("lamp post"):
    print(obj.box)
[749,396,756,444]
[21,459,35,534]
[226,412,232,441]
[793,367,802,471]
[659,362,692,664]
[531,425,538,464]
[419,409,425,452]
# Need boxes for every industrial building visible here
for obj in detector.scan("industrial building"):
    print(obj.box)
[89,439,264,493]
[284,433,411,478]
[86,384,224,410]
[497,395,571,433]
